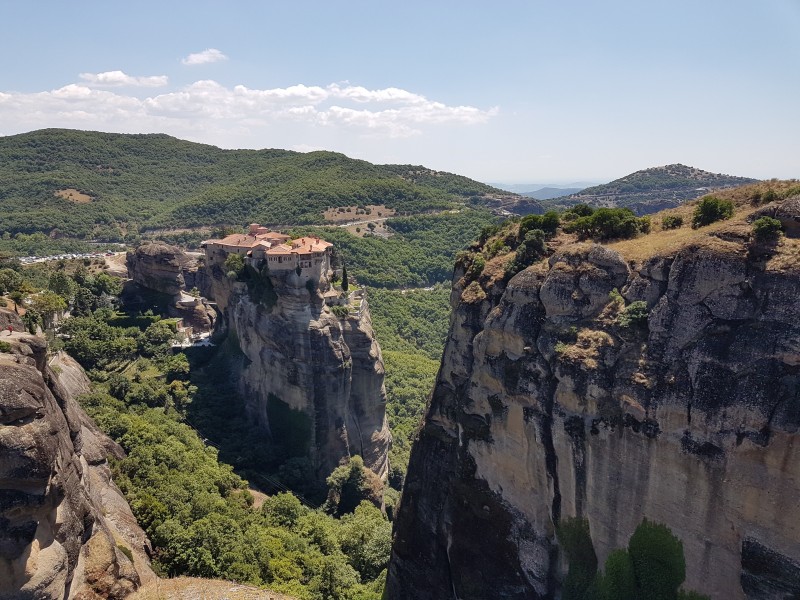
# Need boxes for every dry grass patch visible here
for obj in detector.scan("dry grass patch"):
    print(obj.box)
[130,577,294,600]
[323,204,395,223]
[556,328,615,369]
[55,188,93,203]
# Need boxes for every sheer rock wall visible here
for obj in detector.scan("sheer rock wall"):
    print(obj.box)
[387,232,800,599]
[0,310,154,599]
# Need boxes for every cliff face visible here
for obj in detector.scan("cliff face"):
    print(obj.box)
[387,207,800,599]
[125,243,216,332]
[203,255,390,482]
[0,310,154,599]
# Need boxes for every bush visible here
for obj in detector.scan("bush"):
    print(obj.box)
[662,214,683,230]
[563,208,646,241]
[331,304,350,319]
[0,340,11,353]
[691,196,734,228]
[505,229,546,278]
[518,211,560,239]
[617,301,649,329]
[752,216,783,243]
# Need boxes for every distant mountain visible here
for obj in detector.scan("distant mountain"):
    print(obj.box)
[542,164,758,214]
[489,181,597,194]
[0,129,537,240]
[521,186,584,200]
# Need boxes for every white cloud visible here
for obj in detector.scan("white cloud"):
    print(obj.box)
[0,79,498,147]
[79,70,168,87]
[182,48,228,66]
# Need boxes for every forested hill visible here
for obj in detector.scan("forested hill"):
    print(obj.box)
[542,163,757,214]
[0,128,519,239]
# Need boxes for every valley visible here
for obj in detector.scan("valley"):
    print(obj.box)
[1,128,798,600]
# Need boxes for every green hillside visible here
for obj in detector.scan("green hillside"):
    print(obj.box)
[542,164,757,214]
[0,129,507,240]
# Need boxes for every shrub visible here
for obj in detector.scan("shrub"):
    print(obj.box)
[617,301,649,329]
[467,254,485,279]
[0,340,12,353]
[117,543,134,563]
[563,208,646,241]
[331,304,350,319]
[691,196,734,228]
[562,204,594,221]
[752,216,783,243]
[505,229,546,278]
[519,211,560,239]
[662,214,683,230]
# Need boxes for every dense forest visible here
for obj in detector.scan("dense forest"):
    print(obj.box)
[0,129,507,243]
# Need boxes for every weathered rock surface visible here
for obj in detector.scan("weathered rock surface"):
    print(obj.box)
[387,227,800,598]
[0,311,154,599]
[126,243,190,296]
[203,255,390,483]
[125,243,216,332]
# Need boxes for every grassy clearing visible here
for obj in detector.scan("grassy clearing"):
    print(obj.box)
[55,188,93,203]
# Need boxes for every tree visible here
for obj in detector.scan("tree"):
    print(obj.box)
[224,253,245,279]
[691,196,734,228]
[628,519,686,600]
[139,321,176,357]
[30,291,67,329]
[324,455,381,516]
[598,549,636,600]
[337,501,392,581]
[752,216,783,243]
[48,272,77,303]
[341,263,349,292]
[8,290,25,314]
[557,518,599,600]
[262,492,306,529]
[0,268,23,296]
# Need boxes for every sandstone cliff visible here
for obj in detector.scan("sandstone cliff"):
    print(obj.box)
[125,243,216,332]
[387,193,800,599]
[0,309,154,599]
[202,252,391,483]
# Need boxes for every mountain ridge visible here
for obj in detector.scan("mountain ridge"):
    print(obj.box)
[0,128,534,240]
[543,163,757,214]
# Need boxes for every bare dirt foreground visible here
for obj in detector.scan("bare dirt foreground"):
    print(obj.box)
[130,577,295,600]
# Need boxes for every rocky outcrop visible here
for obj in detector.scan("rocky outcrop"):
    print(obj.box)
[387,224,800,598]
[124,243,216,332]
[126,243,189,296]
[204,255,390,483]
[0,310,154,599]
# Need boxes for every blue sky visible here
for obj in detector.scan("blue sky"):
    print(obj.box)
[1,1,798,183]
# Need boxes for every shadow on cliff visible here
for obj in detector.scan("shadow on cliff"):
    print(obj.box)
[183,332,327,504]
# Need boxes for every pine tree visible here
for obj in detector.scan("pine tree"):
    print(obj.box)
[341,263,349,292]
